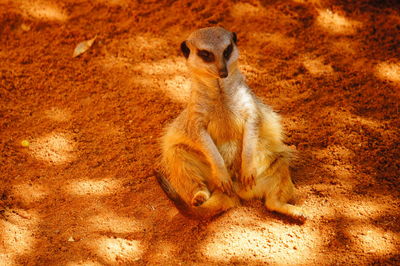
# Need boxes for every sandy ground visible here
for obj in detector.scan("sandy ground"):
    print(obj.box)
[0,0,399,265]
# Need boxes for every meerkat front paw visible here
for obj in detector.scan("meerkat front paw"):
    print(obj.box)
[240,162,257,188]
[213,168,233,195]
[191,190,210,206]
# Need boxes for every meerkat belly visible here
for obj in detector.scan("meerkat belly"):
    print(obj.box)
[207,110,244,170]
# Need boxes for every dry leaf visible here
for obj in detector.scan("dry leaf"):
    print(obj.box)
[72,36,97,58]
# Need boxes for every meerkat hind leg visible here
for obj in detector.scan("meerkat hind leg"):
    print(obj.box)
[192,190,211,206]
[262,159,307,221]
[170,146,240,217]
[195,190,239,217]
[165,145,212,207]
[264,196,307,221]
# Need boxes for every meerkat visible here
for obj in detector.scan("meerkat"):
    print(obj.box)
[156,26,306,221]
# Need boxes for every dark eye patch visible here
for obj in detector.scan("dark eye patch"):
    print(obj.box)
[223,44,233,60]
[197,50,215,63]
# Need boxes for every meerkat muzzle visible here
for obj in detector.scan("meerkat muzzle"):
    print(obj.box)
[219,67,228,78]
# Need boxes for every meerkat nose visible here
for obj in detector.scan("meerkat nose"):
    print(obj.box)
[219,68,228,78]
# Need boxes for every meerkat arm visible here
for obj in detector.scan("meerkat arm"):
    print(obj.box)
[241,116,259,187]
[197,129,233,194]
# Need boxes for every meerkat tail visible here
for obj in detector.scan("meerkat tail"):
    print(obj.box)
[154,170,193,217]
[155,170,238,219]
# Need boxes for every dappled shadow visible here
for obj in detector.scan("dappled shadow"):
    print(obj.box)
[0,0,69,22]
[0,0,399,265]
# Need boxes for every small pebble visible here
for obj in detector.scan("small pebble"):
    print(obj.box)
[21,140,30,147]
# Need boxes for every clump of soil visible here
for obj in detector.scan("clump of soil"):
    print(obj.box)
[0,0,399,265]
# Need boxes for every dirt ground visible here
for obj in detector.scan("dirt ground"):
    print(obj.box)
[0,0,399,265]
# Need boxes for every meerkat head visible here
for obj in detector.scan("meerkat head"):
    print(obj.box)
[180,27,239,79]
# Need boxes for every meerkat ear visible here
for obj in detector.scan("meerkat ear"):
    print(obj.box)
[180,41,190,58]
[232,32,237,44]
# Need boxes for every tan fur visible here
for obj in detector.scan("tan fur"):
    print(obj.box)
[159,27,306,221]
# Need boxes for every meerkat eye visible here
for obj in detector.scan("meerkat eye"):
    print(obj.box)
[197,50,215,63]
[223,44,233,60]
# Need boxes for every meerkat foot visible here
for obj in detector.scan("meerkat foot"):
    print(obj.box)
[288,206,308,222]
[265,198,308,222]
[191,190,211,207]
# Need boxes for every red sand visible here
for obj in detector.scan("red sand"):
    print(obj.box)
[0,0,399,265]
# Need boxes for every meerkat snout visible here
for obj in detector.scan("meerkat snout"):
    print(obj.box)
[180,27,238,79]
[219,69,228,79]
